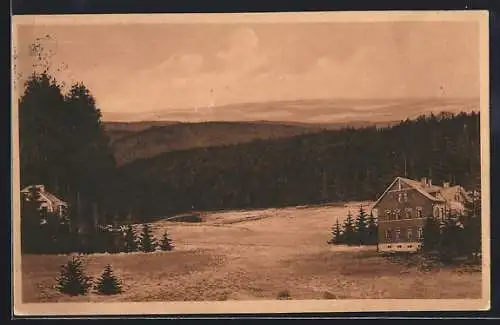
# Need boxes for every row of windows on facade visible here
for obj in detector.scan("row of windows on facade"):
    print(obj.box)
[384,226,424,242]
[374,205,449,221]
[373,207,424,220]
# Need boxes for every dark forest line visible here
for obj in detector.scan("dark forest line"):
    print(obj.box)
[117,111,481,220]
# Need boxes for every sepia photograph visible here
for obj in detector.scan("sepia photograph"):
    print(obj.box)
[11,11,490,315]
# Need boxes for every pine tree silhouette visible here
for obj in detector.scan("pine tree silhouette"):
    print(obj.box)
[55,255,93,296]
[94,264,123,295]
[343,211,357,246]
[355,205,369,245]
[139,223,157,252]
[366,211,378,245]
[330,218,343,244]
[124,224,138,253]
[160,230,175,251]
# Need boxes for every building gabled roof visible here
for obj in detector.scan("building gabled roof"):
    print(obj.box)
[439,185,473,203]
[398,177,447,202]
[372,176,446,209]
[21,185,68,207]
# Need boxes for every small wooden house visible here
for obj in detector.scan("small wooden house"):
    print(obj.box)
[21,185,69,223]
[371,177,471,253]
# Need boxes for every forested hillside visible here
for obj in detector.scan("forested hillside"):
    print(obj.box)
[104,120,399,166]
[118,112,481,219]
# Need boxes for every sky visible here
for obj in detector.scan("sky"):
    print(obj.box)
[14,19,481,122]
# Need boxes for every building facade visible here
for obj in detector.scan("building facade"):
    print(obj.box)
[372,177,470,253]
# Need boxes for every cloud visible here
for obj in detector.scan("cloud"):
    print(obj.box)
[216,27,268,74]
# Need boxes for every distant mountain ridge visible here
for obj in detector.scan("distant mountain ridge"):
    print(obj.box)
[104,120,398,166]
[102,97,478,123]
[102,97,478,166]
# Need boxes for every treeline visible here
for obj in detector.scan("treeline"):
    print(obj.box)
[121,111,481,219]
[18,38,132,242]
[21,187,175,255]
[18,71,122,225]
[328,205,378,246]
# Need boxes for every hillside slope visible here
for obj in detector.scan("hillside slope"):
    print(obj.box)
[107,121,327,166]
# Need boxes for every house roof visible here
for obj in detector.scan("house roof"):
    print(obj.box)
[372,176,466,209]
[398,177,446,202]
[21,185,68,207]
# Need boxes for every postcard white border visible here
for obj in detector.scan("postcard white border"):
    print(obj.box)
[11,10,490,316]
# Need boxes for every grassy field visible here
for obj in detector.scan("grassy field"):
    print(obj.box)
[21,201,482,302]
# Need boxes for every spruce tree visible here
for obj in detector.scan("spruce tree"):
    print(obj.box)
[343,211,356,246]
[139,223,157,252]
[355,205,369,245]
[464,191,482,263]
[422,216,440,254]
[124,224,138,253]
[160,230,175,251]
[366,211,378,245]
[94,264,123,295]
[330,218,343,245]
[55,255,93,296]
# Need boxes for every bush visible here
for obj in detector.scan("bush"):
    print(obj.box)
[94,264,123,295]
[55,255,93,296]
[277,289,291,300]
[160,230,175,251]
[322,291,337,299]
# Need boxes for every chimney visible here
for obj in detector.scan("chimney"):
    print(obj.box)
[420,177,427,187]
[443,182,450,188]
[428,179,432,187]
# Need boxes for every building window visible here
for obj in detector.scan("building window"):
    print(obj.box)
[372,208,379,219]
[407,227,413,240]
[395,209,401,220]
[385,229,392,241]
[405,208,412,219]
[433,206,440,218]
[385,209,391,220]
[404,192,408,202]
[416,207,423,218]
[417,227,424,240]
[395,227,401,241]
[398,192,403,202]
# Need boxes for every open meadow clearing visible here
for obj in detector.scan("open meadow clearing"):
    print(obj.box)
[21,201,482,302]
